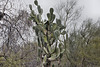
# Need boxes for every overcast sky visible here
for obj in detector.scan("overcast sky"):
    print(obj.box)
[80,0,100,19]
[20,0,100,20]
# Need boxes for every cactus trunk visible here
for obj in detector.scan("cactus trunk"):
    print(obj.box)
[44,61,51,67]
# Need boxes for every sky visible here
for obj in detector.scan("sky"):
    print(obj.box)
[16,0,100,20]
[79,0,100,19]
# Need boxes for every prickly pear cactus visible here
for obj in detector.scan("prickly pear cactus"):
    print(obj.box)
[29,0,66,67]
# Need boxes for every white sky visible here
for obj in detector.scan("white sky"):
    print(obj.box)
[18,0,100,20]
[79,0,100,19]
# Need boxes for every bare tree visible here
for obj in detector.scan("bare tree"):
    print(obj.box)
[55,0,82,29]
[0,0,39,67]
